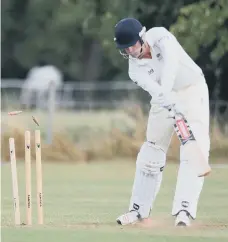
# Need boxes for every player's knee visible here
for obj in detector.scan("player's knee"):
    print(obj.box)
[136,141,166,175]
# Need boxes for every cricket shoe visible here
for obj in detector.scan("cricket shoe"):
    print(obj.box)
[175,210,191,227]
[116,210,142,225]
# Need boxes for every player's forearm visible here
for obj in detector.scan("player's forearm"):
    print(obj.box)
[129,72,163,96]
[129,71,175,107]
[157,37,179,95]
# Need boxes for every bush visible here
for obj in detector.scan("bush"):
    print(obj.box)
[1,107,228,163]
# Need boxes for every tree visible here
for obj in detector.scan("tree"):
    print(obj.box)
[2,0,227,100]
[170,0,228,100]
[1,0,141,81]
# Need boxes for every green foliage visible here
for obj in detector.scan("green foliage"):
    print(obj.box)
[1,0,228,88]
[171,0,228,62]
[1,0,190,80]
[1,0,140,80]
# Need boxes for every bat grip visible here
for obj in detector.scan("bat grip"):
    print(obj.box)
[163,105,176,119]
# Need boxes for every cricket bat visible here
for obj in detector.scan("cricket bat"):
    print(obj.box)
[167,106,211,177]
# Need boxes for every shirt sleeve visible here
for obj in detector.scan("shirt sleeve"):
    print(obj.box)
[153,29,179,95]
[128,70,163,97]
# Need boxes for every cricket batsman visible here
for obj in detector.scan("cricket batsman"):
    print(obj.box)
[114,18,210,226]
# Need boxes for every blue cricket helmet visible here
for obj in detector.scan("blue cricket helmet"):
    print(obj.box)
[114,18,145,49]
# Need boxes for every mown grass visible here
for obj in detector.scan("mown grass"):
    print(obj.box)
[1,161,228,242]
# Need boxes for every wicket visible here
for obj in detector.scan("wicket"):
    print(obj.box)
[9,138,21,225]
[9,130,43,226]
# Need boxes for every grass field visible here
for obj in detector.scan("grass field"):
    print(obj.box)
[1,161,228,242]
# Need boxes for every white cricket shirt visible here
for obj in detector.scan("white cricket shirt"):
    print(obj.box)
[128,27,205,99]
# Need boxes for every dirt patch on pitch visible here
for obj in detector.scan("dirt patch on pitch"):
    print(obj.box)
[134,218,167,228]
[133,218,228,231]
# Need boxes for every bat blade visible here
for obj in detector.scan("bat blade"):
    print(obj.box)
[180,141,211,177]
[172,111,211,177]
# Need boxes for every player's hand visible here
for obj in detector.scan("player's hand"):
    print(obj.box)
[163,103,184,119]
[150,93,165,105]
[150,92,174,107]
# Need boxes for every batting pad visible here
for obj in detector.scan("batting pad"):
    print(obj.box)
[128,167,163,218]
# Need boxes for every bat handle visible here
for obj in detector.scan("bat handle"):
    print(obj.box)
[164,105,176,119]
